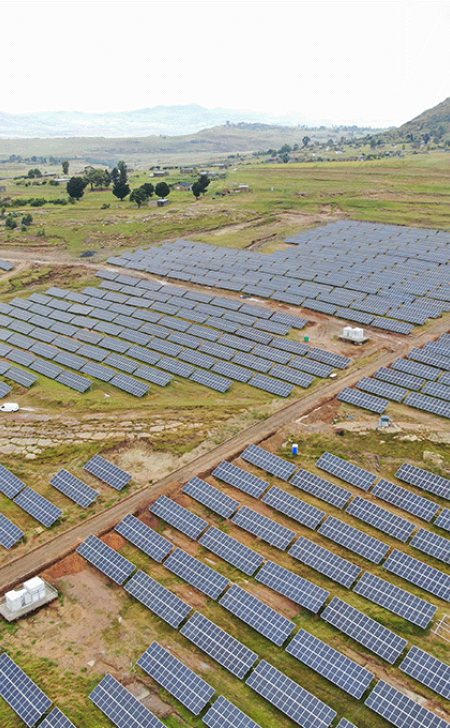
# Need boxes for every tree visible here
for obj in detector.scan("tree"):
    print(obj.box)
[192,181,203,199]
[281,152,290,163]
[111,161,130,201]
[302,136,311,147]
[155,181,170,199]
[66,176,88,200]
[62,160,70,175]
[130,186,150,207]
[27,168,42,178]
[22,213,33,226]
[5,214,17,230]
[85,166,111,190]
[141,182,154,198]
[192,174,210,199]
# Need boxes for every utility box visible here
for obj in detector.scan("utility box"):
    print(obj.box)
[2,576,56,620]
[340,326,368,345]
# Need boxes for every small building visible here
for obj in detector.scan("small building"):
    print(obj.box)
[180,167,195,174]
[173,182,192,191]
[157,198,170,207]
[0,186,6,194]
[153,170,169,177]
[0,577,58,622]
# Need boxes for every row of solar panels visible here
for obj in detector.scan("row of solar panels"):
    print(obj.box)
[75,511,450,728]
[337,333,450,417]
[104,221,450,333]
[0,454,131,548]
[0,270,353,398]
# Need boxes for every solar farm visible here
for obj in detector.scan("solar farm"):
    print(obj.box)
[3,217,450,728]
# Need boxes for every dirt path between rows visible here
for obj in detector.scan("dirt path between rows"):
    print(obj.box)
[1,312,449,591]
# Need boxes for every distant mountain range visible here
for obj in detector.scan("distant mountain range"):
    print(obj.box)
[0,104,318,139]
[393,96,450,139]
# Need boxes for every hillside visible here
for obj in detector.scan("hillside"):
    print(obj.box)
[392,96,450,140]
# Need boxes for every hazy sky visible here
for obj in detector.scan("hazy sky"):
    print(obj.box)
[3,0,450,126]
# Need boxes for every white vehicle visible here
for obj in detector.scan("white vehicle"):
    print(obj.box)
[0,403,19,412]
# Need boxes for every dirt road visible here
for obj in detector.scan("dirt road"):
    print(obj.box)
[0,313,448,592]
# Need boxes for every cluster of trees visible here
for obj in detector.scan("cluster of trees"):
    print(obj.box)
[4,212,33,231]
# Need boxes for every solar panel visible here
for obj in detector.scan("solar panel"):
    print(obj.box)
[256,560,329,612]
[203,696,263,728]
[365,680,450,728]
[383,548,450,601]
[372,478,439,521]
[286,629,374,699]
[150,494,208,539]
[81,361,116,382]
[13,487,62,527]
[289,536,362,588]
[269,364,314,388]
[396,462,450,499]
[245,660,336,728]
[164,548,229,598]
[125,569,192,627]
[56,371,92,393]
[346,496,415,542]
[50,469,99,508]
[321,597,407,664]
[84,454,131,490]
[182,476,240,518]
[263,485,325,529]
[318,516,389,564]
[374,366,425,391]
[0,464,26,499]
[316,452,377,491]
[392,357,442,380]
[353,571,437,628]
[89,673,165,728]
[110,373,150,397]
[219,583,295,646]
[410,527,450,565]
[231,506,296,550]
[76,534,135,584]
[335,720,358,728]
[399,645,450,700]
[338,387,389,414]
[290,355,333,378]
[0,652,53,727]
[134,364,172,386]
[189,368,232,392]
[115,513,173,562]
[406,391,450,419]
[212,460,269,497]
[356,376,408,402]
[0,512,23,549]
[241,443,297,480]
[247,373,293,397]
[39,707,78,728]
[180,611,258,679]
[435,507,450,532]
[199,526,264,576]
[290,468,352,509]
[137,642,215,715]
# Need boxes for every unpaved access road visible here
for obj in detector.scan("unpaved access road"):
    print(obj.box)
[0,313,449,592]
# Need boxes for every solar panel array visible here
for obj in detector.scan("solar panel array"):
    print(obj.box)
[39,708,78,728]
[0,512,23,549]
[289,536,362,588]
[321,597,408,664]
[383,549,450,601]
[318,516,390,564]
[353,571,437,628]
[399,645,450,700]
[346,496,415,542]
[256,560,330,613]
[77,534,135,584]
[164,548,229,599]
[84,454,131,490]
[219,583,295,646]
[13,487,62,527]
[50,469,99,508]
[372,478,439,521]
[286,629,374,699]
[182,476,240,518]
[316,452,376,490]
[365,680,450,728]
[0,652,52,727]
[150,495,208,539]
[137,641,215,715]
[115,513,174,562]
[125,569,192,628]
[199,526,264,576]
[410,527,450,565]
[396,462,450,498]
[89,673,165,728]
[203,696,262,728]
[213,460,269,498]
[290,468,352,509]
[241,443,298,480]
[0,464,26,499]
[231,505,296,550]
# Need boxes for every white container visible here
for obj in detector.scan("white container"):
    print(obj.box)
[5,590,22,611]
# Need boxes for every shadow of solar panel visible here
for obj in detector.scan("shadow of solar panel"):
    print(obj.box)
[435,508,450,531]
[203,696,262,728]
[321,597,407,663]
[400,645,450,700]
[346,496,415,542]
[150,495,208,539]
[183,476,240,518]
[77,534,135,584]
[50,469,98,508]
[365,680,450,728]
[164,548,229,598]
[289,536,361,588]
[396,462,450,498]
[245,659,336,728]
[232,505,296,550]
[89,673,165,728]
[13,487,62,527]
[39,707,78,728]
[56,371,92,392]
[287,629,374,699]
[115,513,173,561]
[256,560,329,612]
[319,515,389,563]
[0,512,23,549]
[213,460,269,498]
[316,452,376,490]
[0,652,53,727]
[110,373,150,397]
[384,548,450,601]
[181,611,258,679]
[137,642,215,715]
[290,468,351,509]
[125,570,192,627]
[0,464,26,499]
[241,443,297,480]
[353,571,437,628]
[263,486,325,529]
[373,478,439,521]
[199,526,264,576]
[220,583,295,646]
[84,454,131,489]
[411,527,450,565]
[338,387,389,413]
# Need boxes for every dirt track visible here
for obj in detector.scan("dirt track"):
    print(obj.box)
[1,312,449,592]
